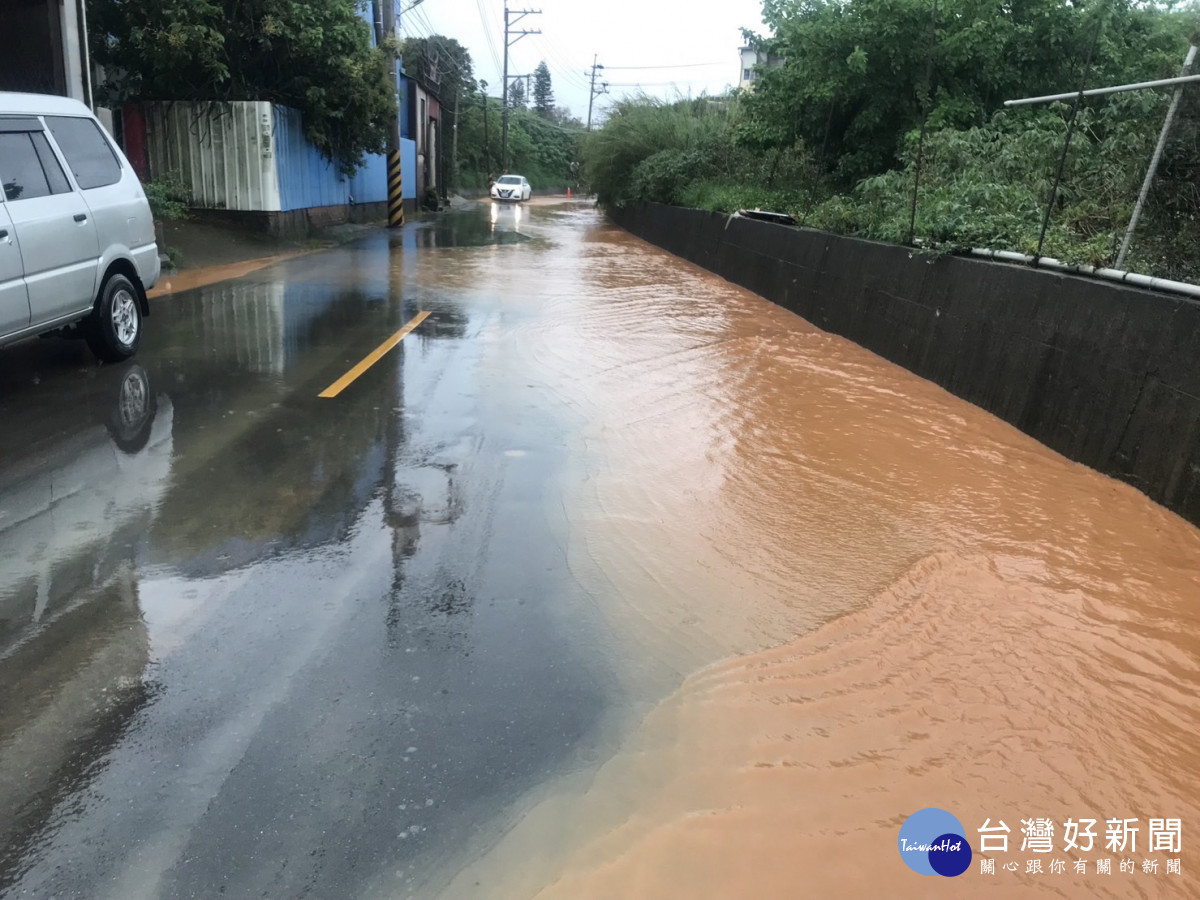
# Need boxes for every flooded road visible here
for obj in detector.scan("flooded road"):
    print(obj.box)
[1,200,1197,898]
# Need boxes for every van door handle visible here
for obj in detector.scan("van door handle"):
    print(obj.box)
[0,229,7,239]
[74,213,88,223]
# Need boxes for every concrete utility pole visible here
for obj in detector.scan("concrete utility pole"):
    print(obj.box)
[450,89,459,195]
[480,80,492,182]
[502,3,541,170]
[372,0,384,45]
[586,56,607,130]
[380,0,404,227]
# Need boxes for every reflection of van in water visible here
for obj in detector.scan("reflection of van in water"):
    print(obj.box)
[0,92,159,361]
[0,364,171,637]
[0,364,171,850]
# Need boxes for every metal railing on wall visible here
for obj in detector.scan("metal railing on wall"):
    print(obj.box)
[900,1,1200,297]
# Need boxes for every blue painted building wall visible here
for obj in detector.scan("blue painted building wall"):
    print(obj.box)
[398,70,412,140]
[269,1,414,213]
[273,107,416,212]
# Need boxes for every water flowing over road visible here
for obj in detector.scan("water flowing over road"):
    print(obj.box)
[2,200,1197,898]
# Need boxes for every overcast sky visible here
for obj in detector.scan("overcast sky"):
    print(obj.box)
[402,0,768,122]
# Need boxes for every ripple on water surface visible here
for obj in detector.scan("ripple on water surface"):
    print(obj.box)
[448,210,1200,898]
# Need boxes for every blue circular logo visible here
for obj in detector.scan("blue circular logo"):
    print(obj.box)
[898,808,972,877]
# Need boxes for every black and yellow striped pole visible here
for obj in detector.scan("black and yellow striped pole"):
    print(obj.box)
[382,0,404,229]
[388,149,404,228]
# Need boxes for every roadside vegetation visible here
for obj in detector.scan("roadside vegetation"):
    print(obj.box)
[582,0,1200,282]
[142,174,191,222]
[453,101,582,191]
[91,0,396,176]
[90,6,582,190]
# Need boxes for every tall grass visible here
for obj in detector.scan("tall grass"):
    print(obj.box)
[581,96,735,205]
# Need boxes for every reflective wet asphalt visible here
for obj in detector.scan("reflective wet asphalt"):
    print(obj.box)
[0,203,627,898]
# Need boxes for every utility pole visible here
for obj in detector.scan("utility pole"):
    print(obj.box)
[481,80,491,183]
[586,55,607,130]
[502,3,541,170]
[451,89,459,195]
[380,0,404,227]
[372,0,384,45]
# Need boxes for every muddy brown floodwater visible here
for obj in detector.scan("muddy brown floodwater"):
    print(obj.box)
[439,207,1200,898]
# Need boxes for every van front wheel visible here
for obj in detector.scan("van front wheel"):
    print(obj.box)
[86,273,142,362]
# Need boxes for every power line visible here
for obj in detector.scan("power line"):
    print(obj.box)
[529,33,592,92]
[499,16,568,82]
[411,7,460,70]
[406,16,474,87]
[534,50,591,93]
[600,62,728,70]
[503,5,542,167]
[403,11,431,37]
[411,4,438,35]
[606,80,721,88]
[587,55,608,130]
[474,0,504,81]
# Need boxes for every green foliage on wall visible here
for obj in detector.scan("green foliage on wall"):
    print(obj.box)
[583,0,1200,281]
[92,0,395,176]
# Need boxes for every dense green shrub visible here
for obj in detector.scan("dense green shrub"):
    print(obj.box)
[581,96,736,205]
[629,148,712,205]
[837,95,1167,265]
[142,173,191,221]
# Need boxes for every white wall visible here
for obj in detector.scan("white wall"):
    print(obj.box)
[59,0,85,102]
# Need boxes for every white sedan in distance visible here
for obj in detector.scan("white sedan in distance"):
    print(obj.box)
[491,175,532,202]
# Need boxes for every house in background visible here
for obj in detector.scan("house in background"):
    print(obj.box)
[738,45,784,90]
[403,72,441,203]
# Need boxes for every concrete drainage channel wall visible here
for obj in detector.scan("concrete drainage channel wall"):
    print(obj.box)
[609,201,1200,527]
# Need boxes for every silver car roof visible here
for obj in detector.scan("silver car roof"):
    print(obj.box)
[0,92,92,116]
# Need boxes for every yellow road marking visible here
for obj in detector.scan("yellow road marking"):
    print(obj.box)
[319,311,431,398]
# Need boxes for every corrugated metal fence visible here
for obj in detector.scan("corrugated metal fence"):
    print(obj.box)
[142,101,415,213]
[145,101,280,210]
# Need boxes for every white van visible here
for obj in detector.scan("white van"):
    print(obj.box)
[0,92,159,361]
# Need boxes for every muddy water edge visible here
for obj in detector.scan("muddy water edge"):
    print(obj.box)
[438,204,1200,897]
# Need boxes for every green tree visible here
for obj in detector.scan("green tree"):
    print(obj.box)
[452,82,581,190]
[747,0,1195,184]
[509,108,581,184]
[400,35,474,103]
[533,61,554,117]
[91,0,395,175]
[454,90,502,186]
[508,78,527,109]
